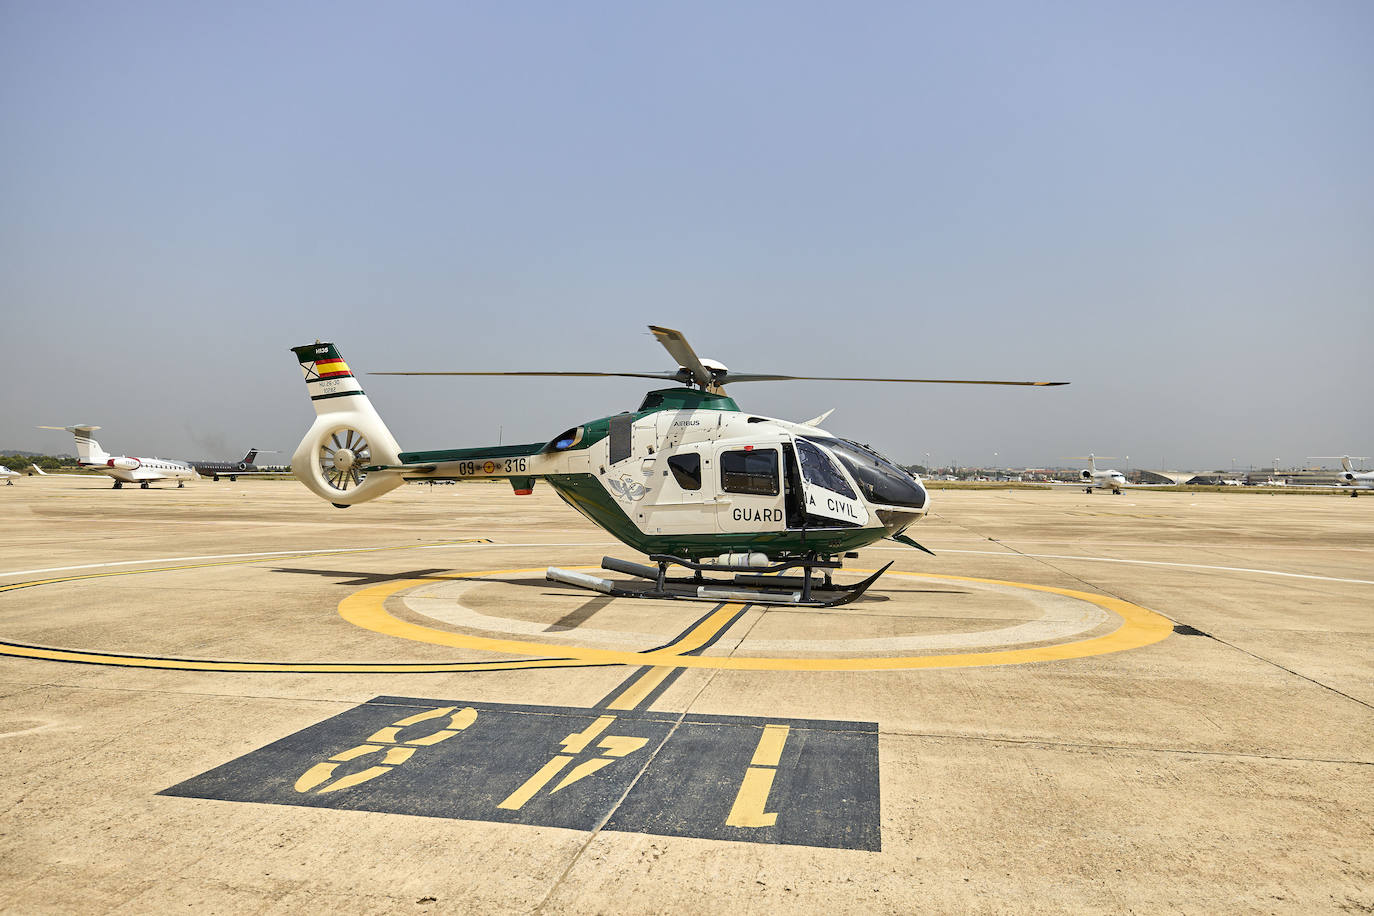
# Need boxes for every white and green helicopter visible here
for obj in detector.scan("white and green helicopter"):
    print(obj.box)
[289,327,1066,607]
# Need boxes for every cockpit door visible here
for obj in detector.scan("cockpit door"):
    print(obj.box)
[790,437,869,527]
[714,445,786,533]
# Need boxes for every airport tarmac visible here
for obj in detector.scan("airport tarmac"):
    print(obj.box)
[0,476,1370,914]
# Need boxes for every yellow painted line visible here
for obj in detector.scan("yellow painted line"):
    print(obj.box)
[657,603,747,655]
[562,715,616,753]
[0,644,605,673]
[750,724,790,767]
[498,755,572,810]
[338,567,1175,671]
[605,667,676,710]
[0,555,608,673]
[0,646,597,673]
[552,757,616,794]
[725,766,780,828]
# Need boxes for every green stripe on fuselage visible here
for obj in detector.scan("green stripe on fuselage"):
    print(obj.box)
[399,443,545,464]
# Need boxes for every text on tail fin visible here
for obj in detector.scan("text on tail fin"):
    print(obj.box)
[292,343,367,409]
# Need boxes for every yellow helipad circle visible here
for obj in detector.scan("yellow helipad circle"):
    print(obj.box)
[0,549,1173,672]
[339,566,1175,671]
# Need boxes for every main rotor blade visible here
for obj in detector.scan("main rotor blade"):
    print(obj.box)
[648,325,713,388]
[371,370,686,382]
[720,373,1070,386]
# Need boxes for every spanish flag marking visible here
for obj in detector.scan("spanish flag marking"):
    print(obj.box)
[315,358,352,379]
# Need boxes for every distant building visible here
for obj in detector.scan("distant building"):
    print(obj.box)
[1243,468,1342,486]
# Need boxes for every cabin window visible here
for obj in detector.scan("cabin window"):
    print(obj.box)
[546,426,584,451]
[794,438,857,498]
[667,453,702,491]
[720,449,779,496]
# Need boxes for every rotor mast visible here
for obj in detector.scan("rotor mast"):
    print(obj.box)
[648,325,728,393]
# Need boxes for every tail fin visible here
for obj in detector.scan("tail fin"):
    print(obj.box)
[242,448,259,465]
[290,343,404,506]
[31,464,47,476]
[38,425,107,464]
[1066,454,1100,472]
[1309,456,1366,474]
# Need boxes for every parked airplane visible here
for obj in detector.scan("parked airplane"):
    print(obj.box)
[1338,457,1374,496]
[38,425,196,489]
[191,448,278,481]
[0,465,18,485]
[1309,456,1373,497]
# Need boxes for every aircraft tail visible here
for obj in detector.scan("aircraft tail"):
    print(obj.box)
[1066,454,1103,473]
[1309,456,1368,476]
[31,464,48,476]
[242,448,259,465]
[38,425,107,464]
[290,343,404,506]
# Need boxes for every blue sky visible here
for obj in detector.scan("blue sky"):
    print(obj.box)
[2,1,1370,469]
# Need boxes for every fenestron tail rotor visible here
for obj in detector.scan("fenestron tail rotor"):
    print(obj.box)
[318,428,371,492]
[370,325,1069,391]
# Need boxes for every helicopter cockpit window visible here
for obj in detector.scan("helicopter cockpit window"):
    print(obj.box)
[667,453,701,491]
[545,427,584,451]
[794,438,857,499]
[804,436,925,509]
[720,449,779,496]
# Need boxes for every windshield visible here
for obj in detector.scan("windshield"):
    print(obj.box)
[794,437,857,498]
[805,436,926,509]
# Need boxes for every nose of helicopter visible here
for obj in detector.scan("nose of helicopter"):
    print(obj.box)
[906,475,928,509]
[876,472,928,511]
[874,475,928,535]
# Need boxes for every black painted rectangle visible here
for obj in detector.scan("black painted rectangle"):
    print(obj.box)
[161,695,879,850]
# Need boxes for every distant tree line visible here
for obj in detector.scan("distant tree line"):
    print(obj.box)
[0,454,79,470]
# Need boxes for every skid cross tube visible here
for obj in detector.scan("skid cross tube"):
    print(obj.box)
[544,556,895,607]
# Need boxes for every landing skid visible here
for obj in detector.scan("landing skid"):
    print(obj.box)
[546,554,893,608]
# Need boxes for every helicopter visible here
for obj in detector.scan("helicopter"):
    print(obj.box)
[289,326,1066,607]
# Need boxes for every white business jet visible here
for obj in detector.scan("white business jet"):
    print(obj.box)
[1066,454,1129,494]
[38,425,196,489]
